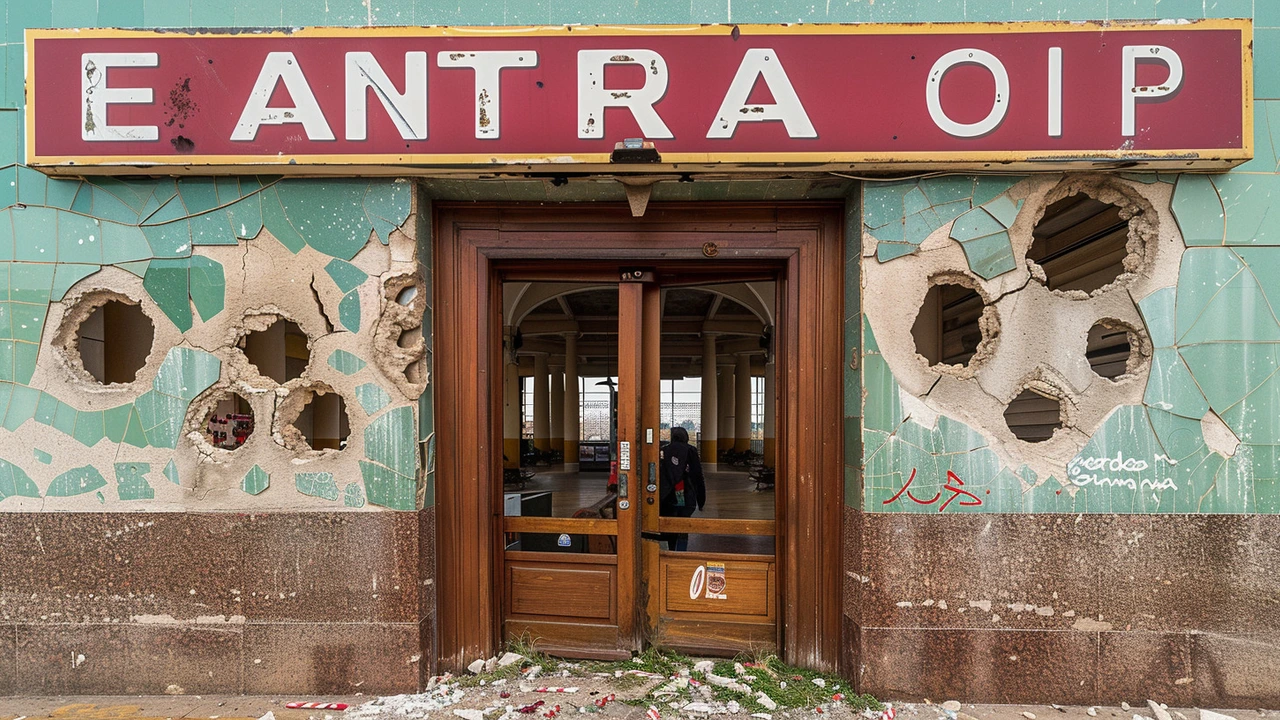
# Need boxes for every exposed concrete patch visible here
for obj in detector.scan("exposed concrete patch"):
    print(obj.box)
[1201,410,1241,458]
[864,174,1179,483]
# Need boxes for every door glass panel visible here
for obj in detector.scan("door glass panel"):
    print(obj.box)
[502,282,621,553]
[656,282,776,554]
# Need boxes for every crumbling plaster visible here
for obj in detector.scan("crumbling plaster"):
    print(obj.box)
[863,174,1177,489]
[0,177,423,512]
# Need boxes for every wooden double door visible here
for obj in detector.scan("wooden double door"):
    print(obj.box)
[434,204,844,670]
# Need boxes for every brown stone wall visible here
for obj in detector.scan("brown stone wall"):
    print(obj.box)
[844,507,1280,706]
[0,511,433,695]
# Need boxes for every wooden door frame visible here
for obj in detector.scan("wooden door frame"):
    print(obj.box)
[433,202,845,671]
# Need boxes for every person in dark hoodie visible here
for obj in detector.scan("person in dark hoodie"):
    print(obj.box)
[659,426,706,551]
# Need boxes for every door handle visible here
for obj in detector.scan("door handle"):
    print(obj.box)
[646,462,657,493]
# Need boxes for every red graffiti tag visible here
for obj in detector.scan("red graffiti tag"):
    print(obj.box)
[883,469,983,512]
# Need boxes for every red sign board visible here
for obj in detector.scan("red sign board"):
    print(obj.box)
[26,21,1251,173]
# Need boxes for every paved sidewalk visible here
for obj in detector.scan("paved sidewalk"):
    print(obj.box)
[0,697,1268,720]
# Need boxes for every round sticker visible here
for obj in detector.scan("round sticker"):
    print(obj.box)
[689,565,706,600]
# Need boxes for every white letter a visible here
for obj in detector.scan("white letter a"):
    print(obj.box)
[707,48,815,139]
[232,52,335,142]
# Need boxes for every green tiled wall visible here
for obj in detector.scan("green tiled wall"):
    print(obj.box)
[0,0,1274,513]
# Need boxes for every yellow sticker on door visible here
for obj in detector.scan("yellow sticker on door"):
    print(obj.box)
[705,562,727,600]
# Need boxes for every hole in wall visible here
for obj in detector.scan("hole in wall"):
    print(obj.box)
[1029,193,1137,294]
[1004,388,1064,443]
[239,318,310,384]
[75,299,154,384]
[405,358,424,384]
[1087,321,1136,380]
[911,280,988,367]
[290,387,350,451]
[202,392,255,450]
[396,285,418,306]
[398,326,421,349]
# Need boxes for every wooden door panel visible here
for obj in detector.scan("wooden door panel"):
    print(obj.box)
[659,555,775,620]
[506,560,617,622]
[654,619,778,656]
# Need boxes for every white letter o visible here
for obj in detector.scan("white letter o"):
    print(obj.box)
[926,49,1009,138]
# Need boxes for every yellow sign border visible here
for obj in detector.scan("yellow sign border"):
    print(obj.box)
[25,19,1254,173]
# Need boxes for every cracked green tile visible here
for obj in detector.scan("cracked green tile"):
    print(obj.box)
[1171,175,1224,246]
[121,405,148,448]
[100,221,152,265]
[876,241,918,262]
[57,213,103,264]
[242,465,270,495]
[189,209,239,246]
[0,211,14,262]
[13,208,59,263]
[0,341,14,383]
[0,458,40,501]
[226,192,265,240]
[1218,174,1280,245]
[360,460,417,511]
[363,180,413,244]
[188,256,226,322]
[142,222,193,260]
[46,465,108,497]
[278,179,380,260]
[259,185,307,254]
[902,186,930,216]
[73,410,106,447]
[1137,286,1177,348]
[325,258,368,294]
[918,176,974,206]
[862,182,916,230]
[958,230,1017,280]
[328,349,366,375]
[1197,448,1253,514]
[153,347,221,401]
[1179,268,1280,344]
[143,260,192,332]
[343,482,366,507]
[49,401,75,437]
[177,178,221,215]
[296,472,340,501]
[1144,348,1209,420]
[981,195,1022,228]
[117,260,150,278]
[364,405,416,478]
[104,404,133,443]
[1146,406,1208,463]
[164,459,180,485]
[4,384,37,430]
[1235,247,1280,317]
[9,303,47,343]
[32,448,51,465]
[355,383,391,415]
[903,207,942,245]
[16,166,48,207]
[971,176,1024,206]
[33,391,57,426]
[115,462,154,500]
[1180,343,1280,412]
[862,353,902,434]
[1175,249,1245,341]
[51,264,101,301]
[10,263,55,305]
[339,289,361,332]
[950,207,1005,242]
[14,341,38,385]
[1219,371,1280,444]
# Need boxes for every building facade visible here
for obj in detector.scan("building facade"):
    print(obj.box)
[0,0,1276,708]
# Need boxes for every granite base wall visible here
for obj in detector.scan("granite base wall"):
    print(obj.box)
[0,510,434,695]
[845,507,1280,706]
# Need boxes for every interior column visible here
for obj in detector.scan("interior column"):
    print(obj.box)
[533,353,550,452]
[763,359,776,467]
[718,360,734,457]
[700,332,718,468]
[735,353,752,452]
[563,332,580,471]
[549,364,564,461]
[503,327,520,469]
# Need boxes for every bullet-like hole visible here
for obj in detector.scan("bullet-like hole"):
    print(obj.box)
[240,318,309,384]
[1087,322,1135,380]
[202,392,255,451]
[75,299,154,385]
[292,388,350,451]
[1030,193,1136,294]
[911,280,987,367]
[1004,388,1064,443]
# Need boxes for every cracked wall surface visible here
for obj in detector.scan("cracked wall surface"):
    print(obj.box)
[0,172,424,511]
[860,168,1280,514]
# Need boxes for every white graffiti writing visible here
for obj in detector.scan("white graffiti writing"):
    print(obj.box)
[1067,452,1178,492]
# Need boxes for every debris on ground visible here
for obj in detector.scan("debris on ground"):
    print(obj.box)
[349,645,881,720]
